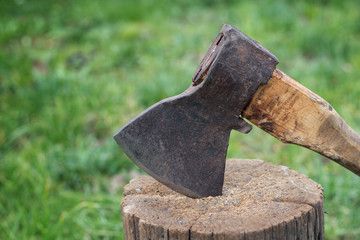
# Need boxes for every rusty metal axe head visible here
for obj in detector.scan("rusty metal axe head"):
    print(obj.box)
[114,24,278,198]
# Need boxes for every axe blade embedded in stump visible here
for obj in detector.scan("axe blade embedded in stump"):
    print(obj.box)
[114,24,360,198]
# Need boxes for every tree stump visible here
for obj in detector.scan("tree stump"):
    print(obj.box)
[121,159,324,240]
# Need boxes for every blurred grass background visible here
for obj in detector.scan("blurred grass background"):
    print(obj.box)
[1,0,360,239]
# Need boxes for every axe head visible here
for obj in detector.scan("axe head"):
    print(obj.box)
[114,24,278,198]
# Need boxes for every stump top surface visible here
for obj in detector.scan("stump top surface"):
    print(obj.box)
[122,159,324,239]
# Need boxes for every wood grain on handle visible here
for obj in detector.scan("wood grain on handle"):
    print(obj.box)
[242,69,360,176]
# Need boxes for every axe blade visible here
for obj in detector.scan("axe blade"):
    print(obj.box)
[114,24,278,198]
[114,95,235,197]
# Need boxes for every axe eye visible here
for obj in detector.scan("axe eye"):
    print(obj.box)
[192,33,224,86]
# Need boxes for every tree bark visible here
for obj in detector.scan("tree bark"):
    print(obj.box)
[121,159,324,240]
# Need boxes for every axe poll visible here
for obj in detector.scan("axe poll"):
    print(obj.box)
[114,24,360,198]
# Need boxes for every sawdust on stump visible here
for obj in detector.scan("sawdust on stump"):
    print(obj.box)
[121,159,324,240]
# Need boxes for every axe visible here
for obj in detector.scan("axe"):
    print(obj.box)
[114,24,360,198]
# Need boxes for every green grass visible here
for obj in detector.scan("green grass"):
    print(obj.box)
[1,0,359,239]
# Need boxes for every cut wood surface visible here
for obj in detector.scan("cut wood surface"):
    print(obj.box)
[121,159,324,240]
[243,69,360,176]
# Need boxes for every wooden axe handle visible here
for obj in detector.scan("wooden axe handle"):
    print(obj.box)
[243,69,360,176]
